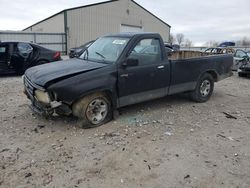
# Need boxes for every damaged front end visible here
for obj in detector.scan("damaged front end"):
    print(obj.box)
[23,76,72,116]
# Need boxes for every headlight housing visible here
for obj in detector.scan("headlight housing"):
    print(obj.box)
[34,90,51,104]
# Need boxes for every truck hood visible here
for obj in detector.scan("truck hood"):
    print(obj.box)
[25,58,108,87]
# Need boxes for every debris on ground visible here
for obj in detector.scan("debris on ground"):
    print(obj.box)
[148,165,151,170]
[165,131,173,136]
[37,125,45,129]
[25,173,32,178]
[0,148,10,153]
[223,112,237,119]
[217,134,227,139]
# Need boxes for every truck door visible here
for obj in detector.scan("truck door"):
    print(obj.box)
[118,37,171,107]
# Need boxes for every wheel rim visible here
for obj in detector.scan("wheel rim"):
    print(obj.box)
[86,98,108,125]
[200,80,211,97]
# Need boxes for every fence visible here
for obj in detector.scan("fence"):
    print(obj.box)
[0,31,67,54]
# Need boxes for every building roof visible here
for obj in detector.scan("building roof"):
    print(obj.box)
[104,32,160,38]
[23,0,170,31]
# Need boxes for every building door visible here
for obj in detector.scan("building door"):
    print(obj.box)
[120,24,143,33]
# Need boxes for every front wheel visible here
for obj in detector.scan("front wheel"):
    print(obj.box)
[72,93,112,128]
[189,73,214,103]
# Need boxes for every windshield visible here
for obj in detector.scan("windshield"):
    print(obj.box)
[79,37,130,63]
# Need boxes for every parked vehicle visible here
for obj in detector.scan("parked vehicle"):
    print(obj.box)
[23,33,233,128]
[204,48,249,71]
[233,49,250,71]
[164,43,180,52]
[237,51,250,77]
[204,47,235,54]
[238,61,250,77]
[69,40,94,58]
[0,42,61,75]
[218,41,235,47]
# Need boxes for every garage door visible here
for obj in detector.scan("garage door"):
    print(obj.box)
[120,25,143,33]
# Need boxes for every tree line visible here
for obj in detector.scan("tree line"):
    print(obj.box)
[170,33,250,47]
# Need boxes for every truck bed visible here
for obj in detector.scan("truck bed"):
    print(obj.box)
[168,50,214,60]
[167,51,233,95]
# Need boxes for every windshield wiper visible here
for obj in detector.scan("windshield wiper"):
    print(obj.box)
[85,48,89,60]
[95,51,106,60]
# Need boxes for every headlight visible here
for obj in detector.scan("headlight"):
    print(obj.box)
[34,90,50,104]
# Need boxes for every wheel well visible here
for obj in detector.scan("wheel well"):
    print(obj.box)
[102,90,116,108]
[72,90,115,109]
[206,71,218,82]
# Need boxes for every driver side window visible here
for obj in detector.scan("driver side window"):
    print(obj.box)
[128,38,162,65]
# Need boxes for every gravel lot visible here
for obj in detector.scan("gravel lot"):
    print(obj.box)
[0,73,250,188]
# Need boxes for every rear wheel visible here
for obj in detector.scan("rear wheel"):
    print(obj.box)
[72,93,112,128]
[190,73,214,102]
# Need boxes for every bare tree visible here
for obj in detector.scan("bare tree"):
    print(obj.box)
[235,37,250,46]
[176,33,184,45]
[205,40,219,47]
[169,33,175,44]
[241,36,250,46]
[184,39,193,47]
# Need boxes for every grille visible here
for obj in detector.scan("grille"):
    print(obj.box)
[24,76,34,98]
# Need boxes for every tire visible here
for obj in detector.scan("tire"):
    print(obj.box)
[190,73,214,103]
[72,92,112,128]
[238,72,247,77]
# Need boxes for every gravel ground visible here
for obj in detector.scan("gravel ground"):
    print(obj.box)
[0,73,250,188]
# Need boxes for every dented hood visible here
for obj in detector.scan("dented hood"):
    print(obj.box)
[25,58,107,87]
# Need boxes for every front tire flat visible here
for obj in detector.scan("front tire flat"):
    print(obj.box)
[72,93,112,129]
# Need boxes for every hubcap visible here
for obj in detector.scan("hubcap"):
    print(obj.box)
[86,98,108,125]
[200,80,211,97]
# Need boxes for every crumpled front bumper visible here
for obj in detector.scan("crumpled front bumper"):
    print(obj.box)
[23,76,71,116]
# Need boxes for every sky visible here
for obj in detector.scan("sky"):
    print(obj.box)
[0,0,249,46]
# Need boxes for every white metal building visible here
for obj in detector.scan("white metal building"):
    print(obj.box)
[23,0,171,52]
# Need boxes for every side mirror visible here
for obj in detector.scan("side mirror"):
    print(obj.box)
[122,58,139,67]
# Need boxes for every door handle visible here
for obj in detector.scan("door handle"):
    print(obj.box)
[120,73,129,78]
[157,65,165,69]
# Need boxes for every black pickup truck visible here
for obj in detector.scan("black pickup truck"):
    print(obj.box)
[23,33,233,128]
